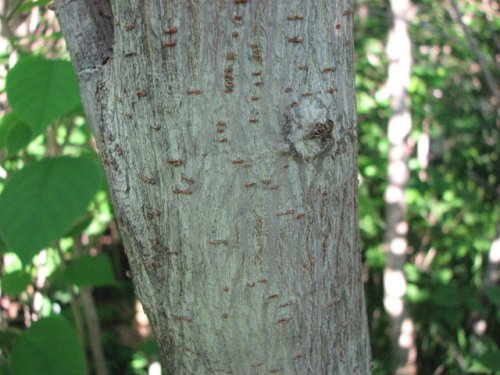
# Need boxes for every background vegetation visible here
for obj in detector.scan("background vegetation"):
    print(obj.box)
[0,1,498,374]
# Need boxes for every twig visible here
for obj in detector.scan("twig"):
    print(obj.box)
[70,291,89,375]
[449,0,500,104]
[476,0,500,53]
[56,243,90,375]
[74,237,110,375]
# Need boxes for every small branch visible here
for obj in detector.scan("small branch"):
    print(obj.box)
[56,243,90,375]
[74,237,110,375]
[476,0,500,47]
[80,288,109,375]
[476,0,500,53]
[449,0,500,104]
[5,0,24,22]
[46,124,60,157]
[70,289,90,375]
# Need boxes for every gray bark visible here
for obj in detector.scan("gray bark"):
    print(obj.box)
[55,1,371,373]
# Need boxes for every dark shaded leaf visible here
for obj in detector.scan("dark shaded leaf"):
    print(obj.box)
[62,254,116,288]
[1,271,31,296]
[10,316,85,375]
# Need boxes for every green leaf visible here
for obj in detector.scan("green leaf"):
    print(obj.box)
[62,215,93,238]
[62,254,116,288]
[0,157,103,265]
[364,247,385,268]
[6,122,31,156]
[473,350,500,371]
[430,285,463,307]
[484,287,500,308]
[0,236,8,255]
[10,316,85,375]
[0,329,20,352]
[0,362,13,375]
[1,270,31,296]
[6,57,80,137]
[406,284,430,303]
[138,338,161,357]
[15,0,52,13]
[0,113,19,150]
[0,112,33,156]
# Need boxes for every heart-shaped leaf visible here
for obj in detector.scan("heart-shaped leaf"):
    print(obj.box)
[0,156,103,264]
[6,57,80,137]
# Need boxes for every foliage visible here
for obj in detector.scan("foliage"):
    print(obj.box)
[6,57,80,138]
[356,0,499,373]
[10,316,86,375]
[0,156,103,264]
[0,0,498,374]
[0,3,154,373]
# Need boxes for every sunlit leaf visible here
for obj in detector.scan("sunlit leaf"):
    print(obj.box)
[6,57,80,137]
[0,157,103,264]
[15,0,52,13]
[406,284,430,303]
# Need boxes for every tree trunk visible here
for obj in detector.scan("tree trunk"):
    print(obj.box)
[55,1,371,373]
[484,222,500,288]
[383,1,416,373]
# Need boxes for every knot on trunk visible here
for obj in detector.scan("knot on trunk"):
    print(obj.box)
[282,97,336,160]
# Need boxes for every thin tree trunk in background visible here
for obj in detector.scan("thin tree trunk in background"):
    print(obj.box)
[417,120,429,182]
[74,239,110,375]
[383,1,416,374]
[80,289,109,375]
[0,0,8,327]
[55,0,371,373]
[484,223,500,288]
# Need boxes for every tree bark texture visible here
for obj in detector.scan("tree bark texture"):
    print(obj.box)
[55,1,371,373]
